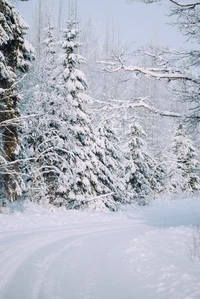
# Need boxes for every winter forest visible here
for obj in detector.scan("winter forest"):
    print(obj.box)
[1,0,200,211]
[2,1,200,298]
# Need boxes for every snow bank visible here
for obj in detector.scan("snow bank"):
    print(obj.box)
[0,200,129,233]
[1,195,200,233]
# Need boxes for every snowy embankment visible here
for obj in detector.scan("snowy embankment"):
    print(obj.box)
[0,196,200,299]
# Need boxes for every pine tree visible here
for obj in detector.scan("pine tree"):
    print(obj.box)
[0,0,33,201]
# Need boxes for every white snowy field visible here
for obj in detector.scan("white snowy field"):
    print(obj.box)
[1,196,200,299]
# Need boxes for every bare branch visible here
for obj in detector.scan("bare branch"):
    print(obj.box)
[98,57,199,84]
[94,97,181,118]
[129,0,200,8]
[169,0,200,9]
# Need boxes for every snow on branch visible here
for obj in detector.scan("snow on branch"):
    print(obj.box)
[129,101,181,118]
[81,192,115,203]
[129,0,200,8]
[169,0,200,9]
[98,54,199,84]
[0,114,36,128]
[94,97,181,118]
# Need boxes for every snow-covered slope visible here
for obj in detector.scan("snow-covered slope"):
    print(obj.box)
[0,196,200,299]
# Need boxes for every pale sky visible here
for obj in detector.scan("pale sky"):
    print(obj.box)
[17,0,193,50]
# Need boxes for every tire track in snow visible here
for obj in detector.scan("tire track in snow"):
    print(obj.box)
[31,238,83,299]
[0,218,137,237]
[0,229,89,295]
[0,221,142,299]
[0,233,65,293]
[31,226,151,299]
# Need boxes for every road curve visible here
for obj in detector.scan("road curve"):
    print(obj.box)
[0,219,147,299]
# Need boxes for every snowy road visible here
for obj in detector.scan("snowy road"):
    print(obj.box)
[1,198,200,299]
[0,221,144,299]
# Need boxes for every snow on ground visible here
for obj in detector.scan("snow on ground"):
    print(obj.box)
[0,195,200,299]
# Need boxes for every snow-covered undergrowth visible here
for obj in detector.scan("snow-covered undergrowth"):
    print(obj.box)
[1,195,200,299]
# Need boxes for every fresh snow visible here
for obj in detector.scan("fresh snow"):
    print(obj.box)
[0,196,200,299]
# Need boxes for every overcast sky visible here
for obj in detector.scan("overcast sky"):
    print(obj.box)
[17,0,193,50]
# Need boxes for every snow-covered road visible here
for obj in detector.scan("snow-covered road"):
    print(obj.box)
[1,197,200,299]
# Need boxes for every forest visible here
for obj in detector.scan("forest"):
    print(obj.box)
[1,1,200,298]
[1,0,200,211]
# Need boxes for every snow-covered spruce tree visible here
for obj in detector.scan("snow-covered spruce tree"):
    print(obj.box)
[21,24,62,204]
[96,120,128,204]
[166,124,200,194]
[0,0,32,201]
[126,121,164,204]
[54,18,128,211]
[23,19,123,210]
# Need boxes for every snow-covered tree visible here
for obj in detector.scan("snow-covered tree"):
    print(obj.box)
[22,18,129,210]
[126,121,164,204]
[53,18,125,210]
[129,0,200,129]
[0,0,33,201]
[96,120,128,204]
[21,24,62,204]
[166,124,200,193]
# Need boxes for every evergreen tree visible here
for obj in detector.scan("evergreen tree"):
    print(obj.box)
[23,19,127,210]
[0,0,33,201]
[96,120,128,204]
[126,121,164,204]
[54,19,121,210]
[21,24,62,204]
[166,125,200,193]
